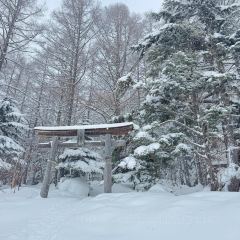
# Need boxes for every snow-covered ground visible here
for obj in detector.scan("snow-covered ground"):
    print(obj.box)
[0,184,240,240]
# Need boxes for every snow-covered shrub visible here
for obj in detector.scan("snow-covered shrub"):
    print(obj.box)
[218,164,240,191]
[113,155,140,189]
[57,148,104,180]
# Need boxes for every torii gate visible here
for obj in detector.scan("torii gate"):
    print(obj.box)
[34,122,134,198]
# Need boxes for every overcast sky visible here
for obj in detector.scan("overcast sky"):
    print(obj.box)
[44,0,162,14]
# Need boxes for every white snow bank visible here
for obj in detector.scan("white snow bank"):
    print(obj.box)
[1,186,240,240]
[148,184,169,193]
[58,178,89,197]
[90,183,133,196]
[173,184,205,196]
[148,183,204,196]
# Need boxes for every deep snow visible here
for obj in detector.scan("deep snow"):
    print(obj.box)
[0,185,240,240]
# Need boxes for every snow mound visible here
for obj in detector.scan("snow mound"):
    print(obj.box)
[173,184,204,196]
[58,178,89,197]
[148,184,169,193]
[149,183,204,196]
[1,186,240,240]
[90,183,133,196]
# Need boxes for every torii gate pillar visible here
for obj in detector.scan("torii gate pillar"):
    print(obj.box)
[104,134,113,193]
[40,137,59,198]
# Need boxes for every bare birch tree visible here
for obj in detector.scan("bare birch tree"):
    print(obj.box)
[92,3,143,119]
[0,0,43,71]
[42,0,97,126]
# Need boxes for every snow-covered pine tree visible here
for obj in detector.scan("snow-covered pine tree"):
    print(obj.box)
[57,148,104,181]
[0,98,27,185]
[125,0,240,190]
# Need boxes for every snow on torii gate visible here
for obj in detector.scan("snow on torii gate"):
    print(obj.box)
[34,122,134,198]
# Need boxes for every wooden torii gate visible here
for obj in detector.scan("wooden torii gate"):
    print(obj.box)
[34,122,134,198]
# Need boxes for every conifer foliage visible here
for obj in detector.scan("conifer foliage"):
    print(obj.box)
[120,0,240,190]
[57,148,104,179]
[0,98,27,185]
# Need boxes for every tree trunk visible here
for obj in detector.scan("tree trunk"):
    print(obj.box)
[202,121,215,189]
[0,0,21,71]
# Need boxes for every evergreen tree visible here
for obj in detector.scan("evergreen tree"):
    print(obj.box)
[57,148,104,180]
[125,0,240,189]
[0,98,27,184]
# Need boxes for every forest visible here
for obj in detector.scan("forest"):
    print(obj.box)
[1,0,240,195]
[2,1,240,240]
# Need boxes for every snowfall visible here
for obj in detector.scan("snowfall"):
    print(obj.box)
[1,180,240,240]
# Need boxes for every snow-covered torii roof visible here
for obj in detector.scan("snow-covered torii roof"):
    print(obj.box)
[35,122,134,137]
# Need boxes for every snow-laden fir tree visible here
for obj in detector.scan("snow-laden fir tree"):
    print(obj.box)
[0,98,27,185]
[120,0,240,190]
[57,148,104,180]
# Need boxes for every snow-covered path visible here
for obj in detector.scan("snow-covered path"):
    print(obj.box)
[1,186,240,240]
